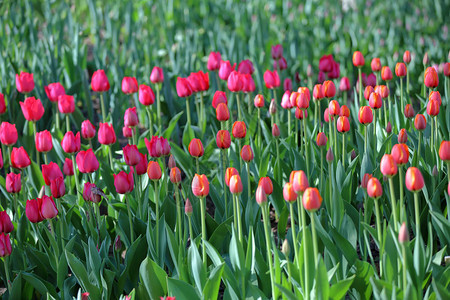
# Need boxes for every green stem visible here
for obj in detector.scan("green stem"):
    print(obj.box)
[414,192,420,237]
[54,102,60,132]
[222,149,228,219]
[3,256,11,291]
[388,178,399,231]
[388,94,392,124]
[301,200,310,300]
[288,109,291,138]
[402,245,407,290]
[257,108,261,148]
[154,181,159,259]
[406,69,409,94]
[333,119,337,161]
[238,139,243,173]
[13,194,18,220]
[276,139,281,183]
[289,202,300,273]
[342,133,345,169]
[400,79,404,118]
[310,211,318,267]
[314,100,318,128]
[200,93,205,129]
[328,161,333,218]
[156,84,161,134]
[384,99,388,129]
[125,194,134,243]
[235,194,243,243]
[200,196,207,269]
[320,149,323,191]
[146,106,153,137]
[418,132,422,162]
[262,203,276,300]
[195,94,201,127]
[185,97,191,127]
[65,114,70,133]
[447,162,450,183]
[273,90,279,125]
[358,68,363,104]
[56,200,65,251]
[32,122,40,167]
[364,125,368,154]
[247,93,251,114]
[108,145,114,168]
[175,188,182,244]
[374,199,383,277]
[246,162,251,210]
[71,154,81,203]
[303,117,310,177]
[44,153,48,165]
[188,215,193,245]
[431,116,434,151]
[100,92,106,122]
[236,93,242,121]
[399,167,404,222]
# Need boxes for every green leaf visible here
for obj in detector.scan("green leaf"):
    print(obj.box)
[202,263,225,300]
[139,256,168,299]
[65,250,101,299]
[167,278,200,300]
[329,275,355,300]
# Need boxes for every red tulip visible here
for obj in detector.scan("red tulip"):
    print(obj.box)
[50,177,65,198]
[316,132,328,147]
[291,170,309,194]
[192,174,209,197]
[263,70,280,89]
[375,85,389,98]
[42,162,63,185]
[76,149,99,173]
[339,77,350,91]
[41,195,58,219]
[63,158,74,176]
[398,128,408,144]
[439,141,450,161]
[81,120,96,140]
[5,173,21,194]
[227,71,243,92]
[283,182,298,202]
[337,116,350,133]
[229,174,243,194]
[225,168,239,187]
[322,80,336,98]
[403,51,411,64]
[20,97,44,121]
[58,94,75,114]
[150,67,164,84]
[98,123,116,145]
[296,92,310,110]
[364,86,375,100]
[147,161,162,181]
[135,153,148,175]
[238,59,255,74]
[16,72,34,93]
[404,104,415,119]
[216,130,231,149]
[197,70,210,91]
[395,63,407,77]
[91,70,110,92]
[139,84,155,106]
[429,91,442,106]
[271,44,283,59]
[361,173,373,189]
[272,124,280,138]
[185,198,193,216]
[414,114,427,131]
[381,66,393,81]
[232,121,247,139]
[0,233,12,257]
[212,91,227,109]
[83,182,102,203]
[369,92,382,109]
[240,145,254,162]
[405,167,424,191]
[340,105,350,117]
[216,103,230,122]
[0,212,13,233]
[0,93,5,114]
[188,71,209,92]
[255,185,267,205]
[44,82,65,102]
[313,84,324,100]
[367,178,382,198]
[391,143,409,166]
[426,100,440,117]
[443,63,450,77]
[61,131,81,153]
[11,147,31,169]
[219,61,235,81]
[124,107,139,127]
[207,52,222,71]
[353,51,365,67]
[123,126,133,138]
[358,106,373,125]
[170,167,181,184]
[366,73,377,87]
[122,77,138,94]
[123,144,141,166]
[424,67,439,88]
[26,198,44,223]
[371,58,382,72]
[242,74,255,93]
[319,54,334,72]
[35,130,53,153]
[145,136,171,158]
[302,187,322,211]
[176,77,193,98]
[189,138,204,157]
[328,61,340,79]
[281,91,293,109]
[114,170,134,194]
[295,107,308,120]
[284,78,293,92]
[380,154,398,177]
[254,94,265,108]
[324,108,333,123]
[328,100,340,116]
[258,177,273,195]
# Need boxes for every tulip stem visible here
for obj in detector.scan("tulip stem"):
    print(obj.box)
[156,84,161,134]
[3,256,11,291]
[398,167,405,222]
[100,92,107,122]
[295,117,299,148]
[289,202,300,274]
[238,139,243,173]
[414,192,420,237]
[303,117,310,177]
[314,100,318,127]
[146,106,153,137]
[401,244,407,290]
[447,162,450,183]
[358,68,363,104]
[400,79,404,118]
[13,194,18,219]
[54,102,60,132]
[246,161,251,209]
[276,138,281,182]
[406,69,409,94]
[185,97,191,127]
[161,158,167,202]
[200,93,205,130]
[235,194,243,243]
[257,108,262,148]
[342,133,345,169]
[374,198,383,277]
[56,200,65,251]
[108,145,114,168]
[373,110,377,151]
[288,108,291,136]
[333,119,337,161]
[364,125,368,154]
[261,202,276,300]
[7,145,12,173]
[175,187,183,244]
[310,211,318,267]
[153,181,159,259]
[44,153,48,165]
[328,161,333,217]
[194,94,201,127]
[71,154,81,203]
[320,149,324,191]
[236,93,242,121]
[388,94,392,124]
[384,100,388,129]
[200,196,207,269]
[273,90,279,125]
[418,132,422,161]
[32,121,40,167]
[221,149,228,219]
[247,93,251,115]
[301,199,310,300]
[431,116,434,151]
[388,177,399,231]
[125,193,135,243]
[188,214,193,245]
[196,157,200,175]
[65,115,70,133]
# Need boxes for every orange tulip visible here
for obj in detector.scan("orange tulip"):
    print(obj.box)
[405,167,424,191]
[302,187,322,212]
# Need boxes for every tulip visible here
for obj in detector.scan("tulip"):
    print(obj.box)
[225,167,239,187]
[40,195,58,219]
[371,58,382,73]
[392,144,409,166]
[283,182,298,202]
[322,80,336,98]
[367,177,382,199]
[192,173,209,266]
[339,77,350,92]
[353,51,365,67]
[216,103,230,122]
[0,233,12,258]
[381,154,399,229]
[98,123,116,145]
[122,77,138,94]
[45,82,65,102]
[424,67,438,88]
[216,130,231,149]
[327,61,340,79]
[114,169,134,241]
[81,120,96,142]
[42,162,63,185]
[302,187,322,266]
[6,173,21,194]
[212,91,227,109]
[26,198,43,223]
[58,94,75,115]
[35,130,53,154]
[139,84,155,107]
[361,174,373,189]
[227,71,243,92]
[147,161,162,181]
[229,174,243,195]
[144,136,170,158]
[255,185,267,205]
[91,70,110,92]
[254,94,265,108]
[0,93,5,114]
[271,44,283,59]
[395,63,407,78]
[258,177,273,195]
[232,121,247,139]
[240,145,254,162]
[123,144,141,166]
[0,212,13,234]
[20,96,44,122]
[83,182,102,204]
[61,131,81,154]
[11,147,30,170]
[427,99,439,117]
[429,91,442,106]
[316,132,327,147]
[150,66,164,84]
[272,124,280,138]
[169,167,181,184]
[404,104,415,119]
[281,91,292,110]
[405,167,424,192]
[50,177,65,199]
[439,141,450,166]
[16,72,34,93]
[63,158,74,176]
[290,170,308,194]
[219,60,235,81]
[284,78,292,92]
[76,149,99,173]
[414,114,427,131]
[207,52,222,71]
[398,128,408,144]
[124,107,139,128]
[263,70,280,89]
[189,138,204,172]
[131,152,147,176]
[381,66,393,82]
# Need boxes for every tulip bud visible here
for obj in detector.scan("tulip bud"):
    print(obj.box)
[414,114,427,131]
[352,51,365,67]
[232,121,247,139]
[258,177,273,195]
[426,99,440,117]
[26,198,43,223]
[282,239,290,257]
[313,84,324,100]
[302,187,322,211]
[339,77,350,91]
[272,124,280,138]
[380,154,398,177]
[358,106,373,125]
[0,211,13,233]
[391,144,409,166]
[322,80,336,98]
[0,94,5,115]
[351,150,357,161]
[361,173,373,189]
[124,107,139,127]
[271,44,283,59]
[82,293,90,300]
[395,63,407,78]
[381,66,393,81]
[0,122,18,146]
[281,91,293,109]
[192,174,209,197]
[225,168,239,187]
[291,170,309,194]
[326,147,334,162]
[404,104,415,119]
[123,126,133,138]
[219,61,235,81]
[170,167,182,184]
[189,138,204,157]
[269,99,277,115]
[424,67,439,88]
[212,91,227,109]
[150,67,164,84]
[168,154,176,169]
[16,72,34,93]
[369,92,382,109]
[264,70,281,89]
[423,52,429,65]
[254,94,265,108]
[44,82,65,102]
[135,153,148,176]
[240,145,254,162]
[145,136,170,158]
[364,86,375,100]
[139,84,155,106]
[176,77,193,98]
[405,167,424,191]
[50,177,66,199]
[337,116,350,133]
[371,58,381,72]
[367,178,383,199]
[76,149,100,173]
[439,141,450,161]
[207,52,221,71]
[216,130,231,149]
[316,132,327,147]
[114,235,122,252]
[185,198,193,216]
[147,161,162,181]
[20,97,45,121]
[229,174,243,194]
[58,95,75,114]
[398,222,409,243]
[398,128,408,144]
[444,62,450,77]
[35,130,53,153]
[91,70,110,92]
[403,51,411,64]
[6,173,21,194]
[41,195,58,219]
[255,185,267,205]
[0,233,12,257]
[123,144,141,166]
[114,170,134,194]
[62,131,81,154]
[429,91,442,106]
[216,103,230,121]
[11,147,31,169]
[386,122,392,134]
[122,77,138,94]
[42,162,63,186]
[81,120,96,140]
[227,71,243,92]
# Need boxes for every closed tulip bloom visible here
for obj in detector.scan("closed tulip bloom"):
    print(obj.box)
[192,174,209,197]
[283,182,298,202]
[364,86,375,100]
[339,77,350,91]
[229,174,243,194]
[375,85,389,98]
[62,131,81,153]
[238,59,255,74]
[296,92,310,110]
[189,138,204,157]
[114,170,134,194]
[272,124,280,138]
[58,94,75,114]
[405,167,424,191]
[403,51,411,64]
[322,80,336,98]
[328,100,340,115]
[271,44,283,59]
[414,114,427,131]
[395,63,407,77]
[124,107,139,127]
[134,153,148,175]
[324,108,333,123]
[232,121,247,139]
[139,84,155,106]
[381,66,393,81]
[255,185,267,205]
[391,143,409,165]
[40,195,58,219]
[426,99,440,116]
[302,187,323,212]
[439,141,450,161]
[207,52,222,71]
[170,167,181,184]
[0,212,13,233]
[313,84,324,99]
[26,198,43,223]
[63,158,74,176]
[258,177,273,195]
[424,67,439,88]
[98,123,116,145]
[367,178,383,198]
[398,222,409,243]
[337,116,350,132]
[289,92,300,107]
[269,99,277,115]
[11,147,31,169]
[0,234,12,257]
[215,103,230,121]
[369,92,382,109]
[284,78,293,91]
[429,91,442,106]
[150,66,164,84]
[404,104,415,119]
[443,62,450,77]
[295,107,308,120]
[6,173,21,194]
[328,61,340,79]
[358,106,373,125]
[352,51,365,67]
[50,177,65,198]
[145,136,171,158]
[42,162,63,186]
[227,71,243,92]
[254,94,265,108]
[123,126,133,138]
[0,94,5,114]
[83,182,102,203]
[291,170,309,194]
[366,73,377,87]
[225,168,239,187]
[386,122,392,133]
[76,149,100,173]
[212,91,227,109]
[123,144,141,166]
[91,70,110,92]
[35,130,53,153]
[216,130,231,149]
[380,154,398,177]
[20,97,44,121]
[147,161,162,181]
[168,154,176,169]
[176,77,193,98]
[318,54,334,72]
[241,74,254,92]
[44,82,65,102]
[398,128,408,144]
[81,120,96,140]
[16,71,34,93]
[340,105,350,117]
[263,70,281,89]
[240,145,254,162]
[0,122,18,146]
[122,77,138,94]
[371,58,382,72]
[326,147,334,162]
[281,91,293,109]
[219,60,235,81]
[361,173,373,189]
[316,132,328,147]
[184,198,193,216]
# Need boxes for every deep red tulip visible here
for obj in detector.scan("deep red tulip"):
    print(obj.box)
[367,178,383,198]
[302,187,322,211]
[50,177,65,199]
[83,182,102,203]
[366,73,377,87]
[212,91,227,109]
[263,70,280,89]
[5,173,21,194]
[91,70,110,92]
[98,123,116,145]
[42,162,63,186]
[16,72,34,93]
[81,120,96,140]
[26,198,44,223]
[145,136,170,158]
[176,77,193,98]
[147,161,162,181]
[139,84,155,106]
[319,54,334,72]
[255,185,267,205]
[188,71,208,93]
[258,177,273,195]
[283,182,297,202]
[424,67,439,88]
[405,167,424,191]
[316,132,327,147]
[0,212,13,233]
[58,94,75,114]
[322,80,336,98]
[219,61,235,81]
[364,86,375,100]
[122,77,138,94]
[240,145,254,162]
[216,103,230,121]
[35,130,53,153]
[386,122,392,134]
[339,77,350,91]
[414,114,427,131]
[124,107,139,127]
[272,124,280,138]
[381,66,393,81]
[114,170,134,194]
[135,153,148,175]
[62,131,81,153]
[207,52,222,71]
[123,126,133,138]
[398,128,408,144]
[404,104,415,119]
[403,51,411,64]
[238,59,255,74]
[0,234,12,257]
[0,93,5,114]
[439,141,450,161]
[395,63,407,77]
[369,92,382,109]
[216,130,231,149]
[20,97,44,121]
[41,195,58,219]
[11,147,31,169]
[328,61,340,79]
[150,67,164,84]
[170,167,181,184]
[227,71,243,92]
[271,44,283,59]
[44,82,65,102]
[391,143,409,165]
[123,144,141,166]
[284,78,293,92]
[361,173,373,189]
[232,121,247,139]
[358,106,373,125]
[63,158,74,176]
[427,99,440,117]
[328,100,340,116]
[192,174,209,197]
[225,168,239,187]
[229,174,243,194]
[242,74,255,93]
[76,149,99,173]
[353,51,365,67]
[371,58,382,72]
[337,116,350,133]
[380,154,398,177]
[189,138,204,157]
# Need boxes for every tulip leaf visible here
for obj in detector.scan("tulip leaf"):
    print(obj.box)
[139,256,168,299]
[65,250,101,299]
[167,278,200,300]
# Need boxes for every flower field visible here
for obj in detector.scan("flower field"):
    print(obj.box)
[0,0,449,299]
